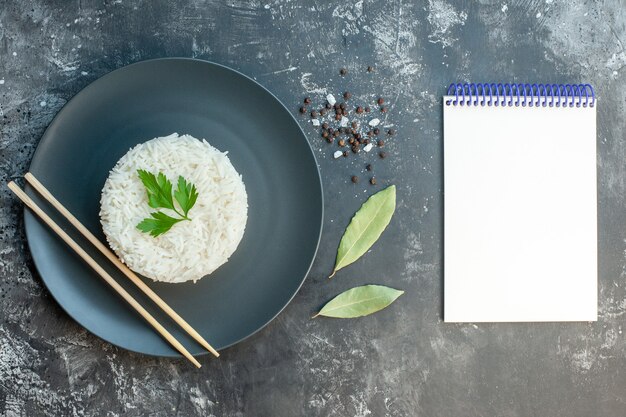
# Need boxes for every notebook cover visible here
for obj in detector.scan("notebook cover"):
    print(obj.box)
[443,84,597,322]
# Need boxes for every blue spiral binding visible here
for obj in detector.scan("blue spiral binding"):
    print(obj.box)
[445,83,595,108]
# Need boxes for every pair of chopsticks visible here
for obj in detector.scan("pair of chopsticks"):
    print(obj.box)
[8,173,219,368]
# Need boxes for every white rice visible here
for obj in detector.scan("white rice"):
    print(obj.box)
[99,133,248,283]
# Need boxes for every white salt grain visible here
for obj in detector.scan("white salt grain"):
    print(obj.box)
[312,119,320,126]
[340,116,349,127]
[326,94,336,106]
[333,150,343,159]
[368,118,380,127]
[363,143,373,152]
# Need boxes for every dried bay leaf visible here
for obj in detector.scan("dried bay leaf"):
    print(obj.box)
[329,185,396,278]
[314,285,404,318]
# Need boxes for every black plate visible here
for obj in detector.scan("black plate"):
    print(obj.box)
[24,58,323,357]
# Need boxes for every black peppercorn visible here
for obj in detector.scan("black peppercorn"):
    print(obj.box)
[387,129,395,135]
[320,108,326,116]
[351,175,359,183]
[380,107,387,113]
[365,106,371,112]
[339,102,346,110]
[299,106,306,114]
[373,128,380,135]
[325,102,332,109]
[326,137,333,143]
[334,103,340,110]
[351,145,359,153]
[322,130,329,138]
[370,177,377,185]
[363,138,370,145]
[343,91,351,100]
[348,138,355,145]
[367,130,373,137]
[379,151,387,159]
[322,122,329,129]
[351,121,358,129]
[377,97,384,105]
[343,150,349,157]
[335,114,342,121]
[333,130,340,137]
[366,163,372,171]
[304,97,312,104]
[356,106,363,114]
[367,65,374,72]
[338,139,346,147]
[377,139,385,147]
[340,68,347,76]
[311,110,318,118]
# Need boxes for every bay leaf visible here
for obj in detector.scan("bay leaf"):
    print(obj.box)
[329,185,396,278]
[314,285,404,318]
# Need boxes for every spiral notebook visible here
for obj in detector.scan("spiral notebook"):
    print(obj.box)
[443,83,597,322]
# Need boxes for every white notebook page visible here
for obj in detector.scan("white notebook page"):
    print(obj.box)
[443,98,597,322]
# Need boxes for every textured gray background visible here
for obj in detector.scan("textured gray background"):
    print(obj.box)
[1,0,625,416]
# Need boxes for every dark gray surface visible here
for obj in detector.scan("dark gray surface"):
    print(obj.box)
[25,58,322,356]
[1,0,625,416]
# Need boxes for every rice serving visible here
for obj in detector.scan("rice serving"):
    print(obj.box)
[100,133,248,283]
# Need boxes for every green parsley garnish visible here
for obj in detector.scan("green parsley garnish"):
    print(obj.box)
[136,169,199,237]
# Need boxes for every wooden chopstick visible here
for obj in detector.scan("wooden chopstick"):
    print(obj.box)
[24,172,219,358]
[8,181,202,368]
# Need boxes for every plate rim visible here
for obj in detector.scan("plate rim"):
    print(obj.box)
[24,57,324,358]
